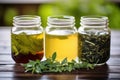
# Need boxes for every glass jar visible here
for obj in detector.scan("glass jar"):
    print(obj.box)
[78,16,111,65]
[11,15,44,63]
[45,16,78,62]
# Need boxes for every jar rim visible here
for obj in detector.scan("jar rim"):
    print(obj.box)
[81,15,108,20]
[13,15,41,27]
[80,15,108,28]
[48,15,74,20]
[13,15,40,21]
[47,15,75,27]
[81,15,108,23]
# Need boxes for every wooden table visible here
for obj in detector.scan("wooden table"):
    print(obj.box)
[0,27,120,80]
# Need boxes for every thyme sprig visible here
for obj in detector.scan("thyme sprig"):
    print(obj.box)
[23,52,94,73]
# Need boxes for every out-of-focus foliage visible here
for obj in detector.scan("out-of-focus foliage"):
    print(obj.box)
[0,6,3,19]
[1,0,120,29]
[4,8,18,26]
[38,4,55,27]
[39,0,120,29]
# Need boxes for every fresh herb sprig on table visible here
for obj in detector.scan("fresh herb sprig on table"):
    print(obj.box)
[23,52,94,73]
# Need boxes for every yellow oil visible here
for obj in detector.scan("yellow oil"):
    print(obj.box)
[45,32,78,62]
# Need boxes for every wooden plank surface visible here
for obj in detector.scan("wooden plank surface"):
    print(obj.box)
[0,27,120,80]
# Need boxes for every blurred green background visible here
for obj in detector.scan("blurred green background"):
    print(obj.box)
[0,0,120,29]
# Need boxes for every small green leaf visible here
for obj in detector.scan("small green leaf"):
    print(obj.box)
[35,66,42,73]
[52,52,56,61]
[61,58,67,65]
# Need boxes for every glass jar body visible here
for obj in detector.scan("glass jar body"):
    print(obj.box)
[11,15,44,63]
[45,16,78,62]
[78,16,111,65]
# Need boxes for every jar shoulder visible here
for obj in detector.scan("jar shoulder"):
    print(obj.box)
[12,26,43,34]
[78,26,110,34]
[45,26,77,33]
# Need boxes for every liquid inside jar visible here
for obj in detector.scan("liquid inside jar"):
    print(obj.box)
[45,30,78,62]
[11,30,43,63]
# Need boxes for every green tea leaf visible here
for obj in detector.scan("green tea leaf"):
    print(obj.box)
[78,33,110,64]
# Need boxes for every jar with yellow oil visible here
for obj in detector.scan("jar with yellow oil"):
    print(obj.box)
[11,15,44,63]
[45,16,78,62]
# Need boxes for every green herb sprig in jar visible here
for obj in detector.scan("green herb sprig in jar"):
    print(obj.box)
[78,16,111,65]
[11,15,44,63]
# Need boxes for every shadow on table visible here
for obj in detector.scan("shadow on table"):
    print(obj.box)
[77,63,109,80]
[12,63,42,80]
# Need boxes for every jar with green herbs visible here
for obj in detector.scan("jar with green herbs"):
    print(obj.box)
[11,15,44,63]
[78,16,110,65]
